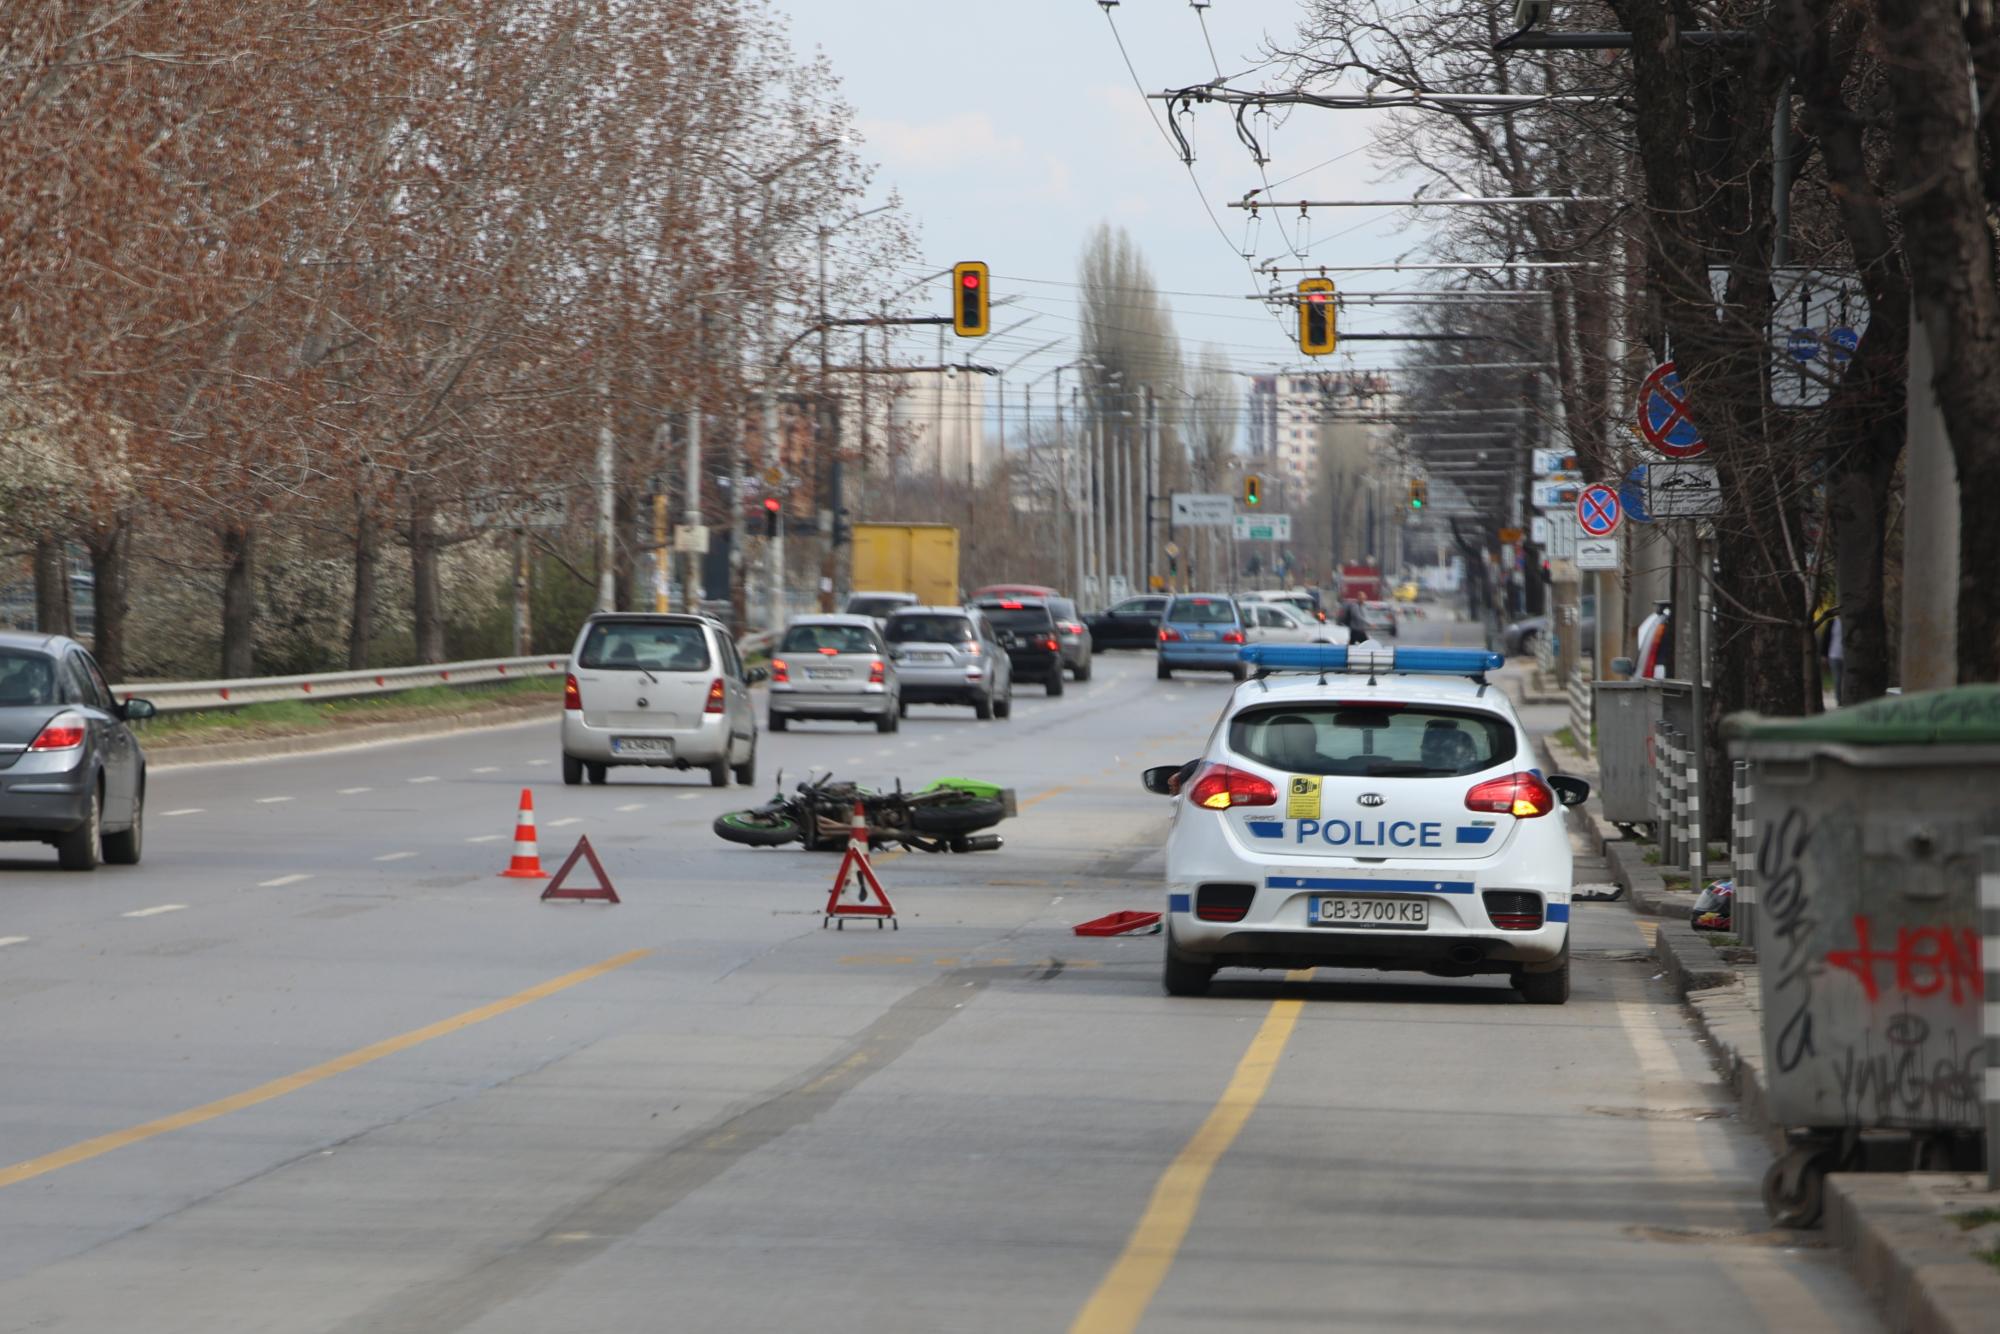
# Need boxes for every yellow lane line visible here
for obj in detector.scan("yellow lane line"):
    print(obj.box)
[1021,784,1073,809]
[1070,974,1309,1333]
[0,948,651,1191]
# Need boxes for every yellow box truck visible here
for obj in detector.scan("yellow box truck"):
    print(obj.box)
[850,523,961,606]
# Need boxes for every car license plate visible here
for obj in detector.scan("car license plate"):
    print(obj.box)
[909,652,947,663]
[1308,895,1427,929]
[806,668,851,680]
[1191,630,1217,641]
[611,737,673,757]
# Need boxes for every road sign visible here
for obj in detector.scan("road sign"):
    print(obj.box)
[1170,492,1233,527]
[1498,527,1524,544]
[672,524,711,554]
[1575,537,1619,571]
[1646,462,1723,517]
[1544,510,1578,559]
[1529,516,1549,546]
[1532,480,1580,511]
[1786,328,1818,362]
[1637,361,1707,459]
[467,486,569,530]
[1232,513,1292,541]
[1532,449,1578,477]
[1761,267,1870,407]
[1828,326,1858,363]
[1163,541,1181,558]
[1576,483,1621,537]
[1619,464,1654,524]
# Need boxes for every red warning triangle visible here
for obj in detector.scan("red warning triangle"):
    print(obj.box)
[823,843,896,928]
[539,835,621,904]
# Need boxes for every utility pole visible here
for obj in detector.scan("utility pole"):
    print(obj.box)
[596,377,616,613]
[1141,384,1156,591]
[764,388,784,632]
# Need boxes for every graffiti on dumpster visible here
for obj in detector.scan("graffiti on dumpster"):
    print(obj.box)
[1757,808,1819,1073]
[1823,916,1983,1004]
[1833,1007,1985,1125]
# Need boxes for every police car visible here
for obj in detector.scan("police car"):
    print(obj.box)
[1142,644,1589,1002]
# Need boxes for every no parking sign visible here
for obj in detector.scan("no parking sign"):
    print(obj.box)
[1576,483,1621,538]
[1636,362,1707,459]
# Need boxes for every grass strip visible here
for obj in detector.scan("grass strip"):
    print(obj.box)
[138,676,561,744]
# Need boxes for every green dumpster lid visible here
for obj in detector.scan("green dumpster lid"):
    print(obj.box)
[1725,684,2000,745]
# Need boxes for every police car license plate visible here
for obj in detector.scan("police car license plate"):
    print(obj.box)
[1308,895,1427,929]
[612,737,673,757]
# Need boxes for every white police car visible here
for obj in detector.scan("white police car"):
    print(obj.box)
[1142,645,1589,1002]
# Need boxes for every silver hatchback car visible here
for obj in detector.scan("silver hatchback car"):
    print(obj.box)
[561,614,762,788]
[882,606,1012,720]
[768,615,899,733]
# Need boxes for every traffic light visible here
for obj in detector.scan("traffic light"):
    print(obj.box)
[1297,277,1336,356]
[762,495,781,537]
[1408,478,1427,511]
[951,261,989,337]
[1243,473,1262,507]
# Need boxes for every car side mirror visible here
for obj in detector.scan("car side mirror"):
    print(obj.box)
[1141,764,1187,796]
[1548,775,1591,808]
[746,667,769,685]
[120,698,157,721]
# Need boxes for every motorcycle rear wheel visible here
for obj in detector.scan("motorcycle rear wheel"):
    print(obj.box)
[907,796,1006,835]
[713,810,801,847]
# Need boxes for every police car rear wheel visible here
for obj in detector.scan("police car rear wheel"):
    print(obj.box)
[1162,929,1214,996]
[1513,941,1570,1005]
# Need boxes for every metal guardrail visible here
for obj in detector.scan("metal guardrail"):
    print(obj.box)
[113,656,569,714]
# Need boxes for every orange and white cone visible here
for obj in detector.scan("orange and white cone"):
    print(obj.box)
[849,800,869,851]
[499,788,547,878]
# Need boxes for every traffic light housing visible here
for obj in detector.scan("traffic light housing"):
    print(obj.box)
[1297,277,1336,356]
[763,495,781,537]
[1408,478,1427,510]
[952,261,989,337]
[1243,474,1262,507]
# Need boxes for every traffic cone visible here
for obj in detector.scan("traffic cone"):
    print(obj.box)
[849,799,868,851]
[499,788,547,878]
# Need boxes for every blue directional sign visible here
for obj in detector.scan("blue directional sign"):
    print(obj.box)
[1786,328,1818,362]
[1619,464,1654,525]
[1829,326,1858,363]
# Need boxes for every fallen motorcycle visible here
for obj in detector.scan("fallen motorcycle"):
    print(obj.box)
[713,772,1014,853]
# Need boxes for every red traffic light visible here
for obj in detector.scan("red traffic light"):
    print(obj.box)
[961,272,981,288]
[762,497,781,513]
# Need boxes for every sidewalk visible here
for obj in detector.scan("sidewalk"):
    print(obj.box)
[1497,661,2000,1334]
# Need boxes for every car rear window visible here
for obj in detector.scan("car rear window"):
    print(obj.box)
[846,596,912,619]
[779,624,880,655]
[1166,597,1236,625]
[1229,704,1515,778]
[978,602,1055,630]
[579,621,711,672]
[885,614,973,644]
[0,650,57,706]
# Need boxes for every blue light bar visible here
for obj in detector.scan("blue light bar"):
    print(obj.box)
[1238,644,1503,675]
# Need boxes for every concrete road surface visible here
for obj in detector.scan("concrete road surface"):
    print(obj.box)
[0,609,1879,1332]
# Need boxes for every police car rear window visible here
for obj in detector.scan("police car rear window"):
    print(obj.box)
[1229,704,1513,778]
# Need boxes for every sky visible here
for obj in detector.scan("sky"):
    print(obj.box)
[778,0,1438,416]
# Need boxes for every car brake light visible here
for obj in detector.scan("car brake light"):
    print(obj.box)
[818,646,839,655]
[1186,763,1278,810]
[966,641,981,656]
[1159,627,1182,643]
[1044,637,1059,652]
[869,659,885,684]
[563,674,582,710]
[29,713,86,751]
[1221,629,1246,645]
[1061,621,1083,634]
[771,658,789,683]
[999,599,1023,609]
[1464,772,1556,818]
[704,678,726,714]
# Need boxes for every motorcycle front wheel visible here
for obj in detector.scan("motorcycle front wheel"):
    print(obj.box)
[713,810,802,847]
[907,796,1006,836]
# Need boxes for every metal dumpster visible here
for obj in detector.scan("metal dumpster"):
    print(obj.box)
[1725,685,2000,1226]
[1592,679,1693,826]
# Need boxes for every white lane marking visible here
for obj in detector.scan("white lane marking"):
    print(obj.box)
[472,766,499,774]
[255,796,294,805]
[337,787,372,796]
[844,756,864,765]
[616,803,646,813]
[406,776,439,785]
[259,874,312,888]
[525,759,551,767]
[901,742,919,749]
[0,936,28,947]
[162,808,205,817]
[374,852,416,862]
[674,793,701,801]
[874,749,894,757]
[466,834,503,843]
[123,904,187,918]
[546,817,582,827]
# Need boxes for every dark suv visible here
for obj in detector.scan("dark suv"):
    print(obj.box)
[975,598,1065,697]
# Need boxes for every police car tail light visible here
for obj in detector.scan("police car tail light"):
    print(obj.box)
[1158,627,1182,643]
[1464,772,1556,818]
[1195,883,1256,923]
[1187,763,1277,810]
[1482,891,1544,931]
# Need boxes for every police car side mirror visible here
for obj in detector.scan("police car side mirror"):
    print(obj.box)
[1141,764,1183,796]
[1548,776,1591,808]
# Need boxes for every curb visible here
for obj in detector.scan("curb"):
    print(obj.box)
[148,707,549,770]
[1826,1174,2000,1334]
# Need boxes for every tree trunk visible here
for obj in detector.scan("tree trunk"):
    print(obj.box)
[614,482,640,611]
[219,526,257,678]
[85,520,131,682]
[409,502,446,664]
[32,536,74,637]
[348,507,377,670]
[1875,0,2000,681]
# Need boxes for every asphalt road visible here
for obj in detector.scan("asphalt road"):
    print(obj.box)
[0,610,1880,1332]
